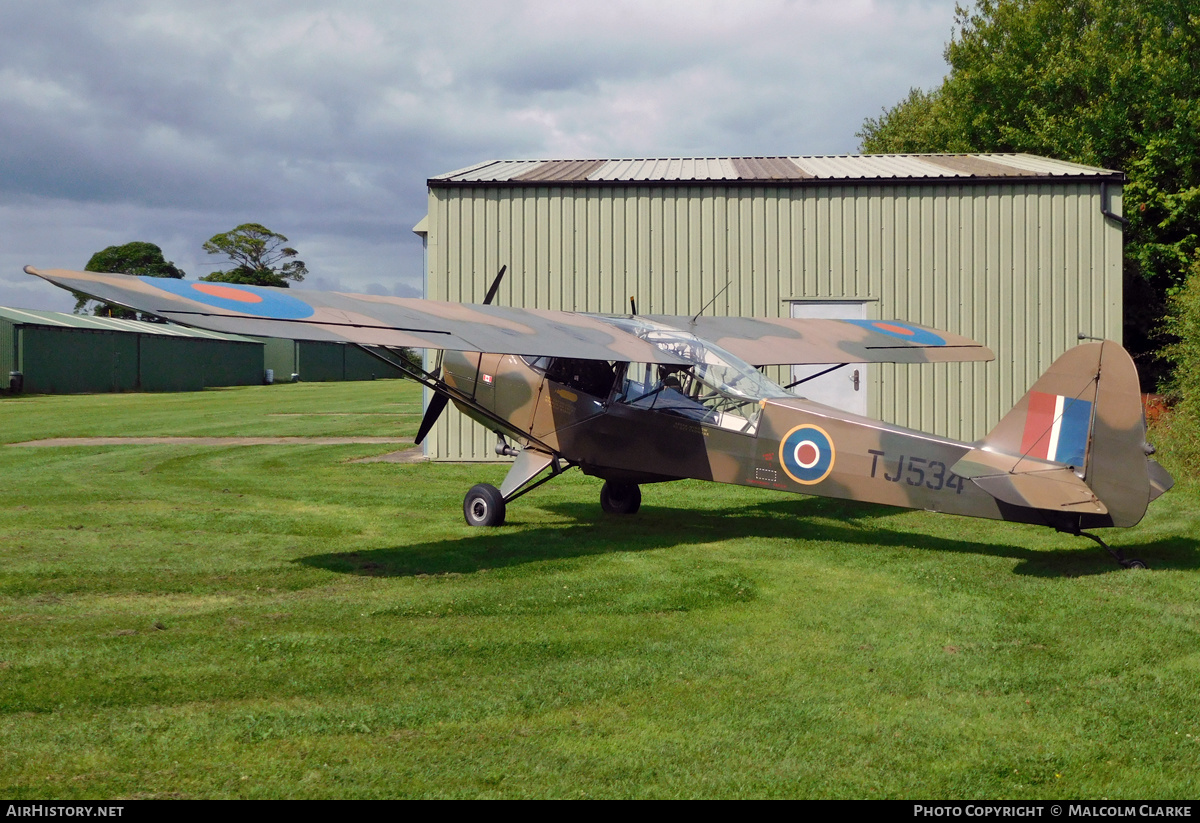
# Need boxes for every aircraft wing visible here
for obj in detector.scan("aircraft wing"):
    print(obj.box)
[647,315,993,365]
[25,268,690,365]
[28,268,992,366]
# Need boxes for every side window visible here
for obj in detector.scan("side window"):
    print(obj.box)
[539,357,616,398]
[618,363,712,423]
[618,362,763,434]
[521,355,552,372]
[619,362,656,400]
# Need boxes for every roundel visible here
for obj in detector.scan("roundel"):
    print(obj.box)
[779,424,836,485]
[845,319,945,347]
[139,277,315,320]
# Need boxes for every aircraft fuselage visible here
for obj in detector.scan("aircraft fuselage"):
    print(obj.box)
[441,351,1062,529]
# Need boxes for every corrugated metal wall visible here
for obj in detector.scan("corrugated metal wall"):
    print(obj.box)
[263,339,410,383]
[424,182,1122,459]
[139,336,262,391]
[18,327,141,393]
[1,319,14,380]
[0,320,264,394]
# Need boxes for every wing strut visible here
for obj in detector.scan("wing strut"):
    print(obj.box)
[350,344,559,454]
[784,363,848,390]
[411,264,510,443]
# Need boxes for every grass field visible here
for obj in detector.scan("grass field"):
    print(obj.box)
[1,380,1198,799]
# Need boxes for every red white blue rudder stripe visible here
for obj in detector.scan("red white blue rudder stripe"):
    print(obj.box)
[1020,391,1094,467]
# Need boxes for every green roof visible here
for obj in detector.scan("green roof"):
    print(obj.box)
[0,306,261,343]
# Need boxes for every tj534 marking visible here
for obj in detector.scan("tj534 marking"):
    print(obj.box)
[867,449,966,494]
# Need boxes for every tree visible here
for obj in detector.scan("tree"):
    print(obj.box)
[200,223,308,288]
[1159,261,1200,472]
[77,241,185,318]
[858,0,1200,387]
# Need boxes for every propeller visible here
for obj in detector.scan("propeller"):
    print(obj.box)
[414,390,449,445]
[482,264,507,306]
[415,264,508,445]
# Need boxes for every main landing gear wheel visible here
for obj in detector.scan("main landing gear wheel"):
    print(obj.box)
[463,483,506,527]
[600,481,641,515]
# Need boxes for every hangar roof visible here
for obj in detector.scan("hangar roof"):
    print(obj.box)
[0,305,259,343]
[430,153,1121,187]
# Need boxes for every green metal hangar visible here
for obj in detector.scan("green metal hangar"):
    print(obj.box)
[0,307,413,395]
[418,154,1125,461]
[1,306,263,393]
[260,338,410,384]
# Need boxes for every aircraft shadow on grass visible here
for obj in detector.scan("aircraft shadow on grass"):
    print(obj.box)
[296,496,1200,580]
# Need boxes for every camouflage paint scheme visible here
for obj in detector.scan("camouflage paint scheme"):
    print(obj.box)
[445,340,1168,535]
[27,268,1173,561]
[24,268,990,365]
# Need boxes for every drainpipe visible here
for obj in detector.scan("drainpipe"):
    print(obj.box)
[1101,181,1129,226]
[9,326,22,393]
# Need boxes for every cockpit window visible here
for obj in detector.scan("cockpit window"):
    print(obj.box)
[521,355,552,371]
[603,318,792,434]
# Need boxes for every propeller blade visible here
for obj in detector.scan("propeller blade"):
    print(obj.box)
[483,265,507,305]
[414,392,450,445]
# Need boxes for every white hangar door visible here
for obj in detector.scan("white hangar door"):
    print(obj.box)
[788,301,869,416]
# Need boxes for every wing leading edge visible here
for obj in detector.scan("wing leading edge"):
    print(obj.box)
[26,267,687,364]
[651,315,993,365]
[27,267,993,366]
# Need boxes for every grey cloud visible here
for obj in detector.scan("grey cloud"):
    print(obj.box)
[1,0,960,312]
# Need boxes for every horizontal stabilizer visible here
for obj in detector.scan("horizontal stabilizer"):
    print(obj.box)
[1148,459,1175,503]
[951,450,1106,514]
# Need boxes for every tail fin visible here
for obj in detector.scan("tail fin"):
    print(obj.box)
[969,341,1162,527]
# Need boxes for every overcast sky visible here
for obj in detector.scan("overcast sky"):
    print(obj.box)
[0,0,959,312]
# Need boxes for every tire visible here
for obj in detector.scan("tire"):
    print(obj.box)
[600,481,641,515]
[1124,559,1148,570]
[463,483,506,527]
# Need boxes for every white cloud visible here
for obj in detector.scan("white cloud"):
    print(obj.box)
[0,0,959,311]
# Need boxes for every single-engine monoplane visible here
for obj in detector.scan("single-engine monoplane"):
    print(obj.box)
[27,265,1174,569]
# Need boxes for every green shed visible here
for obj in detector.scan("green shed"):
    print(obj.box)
[261,338,410,383]
[0,306,264,394]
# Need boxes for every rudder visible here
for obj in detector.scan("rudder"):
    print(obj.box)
[976,341,1154,528]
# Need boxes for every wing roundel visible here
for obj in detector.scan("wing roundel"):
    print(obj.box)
[24,268,689,365]
[27,267,990,366]
[647,315,993,365]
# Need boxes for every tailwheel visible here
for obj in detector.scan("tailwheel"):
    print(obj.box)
[600,481,641,515]
[1076,530,1148,570]
[463,483,506,527]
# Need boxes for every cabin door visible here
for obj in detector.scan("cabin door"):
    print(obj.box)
[788,301,869,416]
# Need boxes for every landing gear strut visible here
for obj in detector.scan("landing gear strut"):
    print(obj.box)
[462,443,576,527]
[1075,530,1147,569]
[600,481,641,515]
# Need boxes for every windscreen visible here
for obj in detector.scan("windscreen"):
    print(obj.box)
[603,317,792,433]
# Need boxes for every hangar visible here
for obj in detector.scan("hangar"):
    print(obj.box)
[261,338,410,384]
[1,307,411,395]
[417,153,1125,461]
[0,306,263,394]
